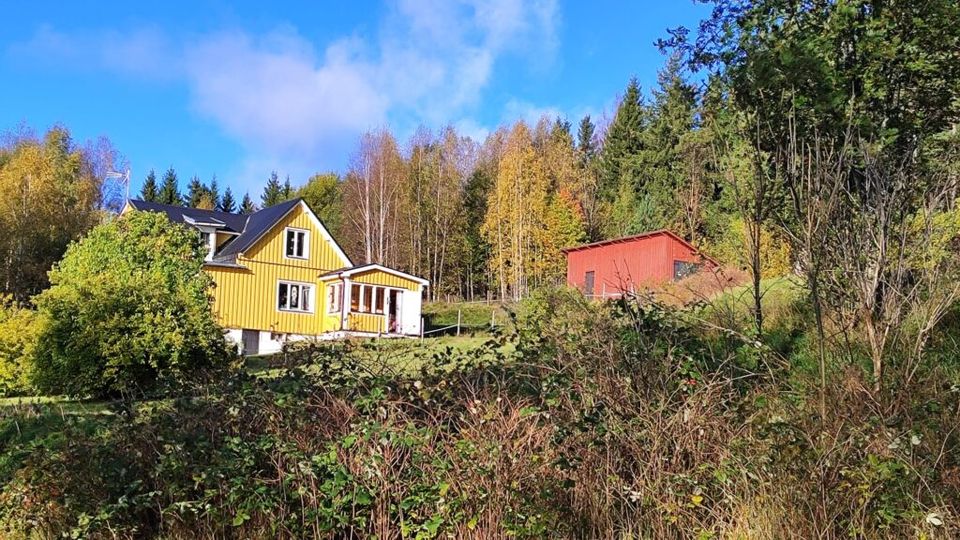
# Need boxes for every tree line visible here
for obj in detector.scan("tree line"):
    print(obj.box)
[4,0,959,348]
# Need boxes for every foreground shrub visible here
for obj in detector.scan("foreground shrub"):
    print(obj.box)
[30,211,230,398]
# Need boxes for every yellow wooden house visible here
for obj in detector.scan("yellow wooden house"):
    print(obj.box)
[122,198,427,355]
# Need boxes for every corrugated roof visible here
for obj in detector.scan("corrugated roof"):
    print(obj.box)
[562,229,718,265]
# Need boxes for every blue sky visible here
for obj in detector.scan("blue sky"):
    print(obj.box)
[1,1,710,196]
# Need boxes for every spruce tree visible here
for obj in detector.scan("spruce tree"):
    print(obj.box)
[219,187,237,213]
[208,176,220,209]
[642,54,698,229]
[598,78,646,200]
[577,115,597,163]
[159,167,182,206]
[186,176,205,208]
[261,172,283,207]
[282,175,293,200]
[140,169,159,202]
[240,192,256,214]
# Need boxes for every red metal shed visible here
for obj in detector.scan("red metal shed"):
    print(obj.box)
[562,230,716,297]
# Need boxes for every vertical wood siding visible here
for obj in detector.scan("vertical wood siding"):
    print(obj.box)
[206,204,349,335]
[351,270,421,291]
[565,232,710,295]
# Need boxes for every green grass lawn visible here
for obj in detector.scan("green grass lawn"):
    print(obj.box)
[0,395,116,416]
[421,301,513,332]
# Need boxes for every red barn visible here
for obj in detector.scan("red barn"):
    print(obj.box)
[563,230,716,297]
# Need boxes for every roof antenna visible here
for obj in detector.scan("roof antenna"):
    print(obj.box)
[106,168,131,202]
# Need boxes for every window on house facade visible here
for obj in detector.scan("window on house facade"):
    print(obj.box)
[284,228,309,259]
[374,288,385,314]
[278,281,313,312]
[673,260,701,280]
[362,286,373,313]
[346,283,392,314]
[351,284,361,311]
[327,283,342,314]
[584,271,595,297]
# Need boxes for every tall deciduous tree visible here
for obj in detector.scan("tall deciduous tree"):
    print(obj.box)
[343,129,405,266]
[482,121,550,301]
[297,173,343,238]
[0,127,105,301]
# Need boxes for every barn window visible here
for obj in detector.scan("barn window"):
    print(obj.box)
[673,261,701,280]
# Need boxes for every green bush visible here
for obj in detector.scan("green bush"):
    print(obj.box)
[30,211,230,398]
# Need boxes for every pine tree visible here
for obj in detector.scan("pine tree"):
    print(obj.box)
[186,176,205,208]
[240,192,256,214]
[261,171,283,207]
[282,175,293,200]
[140,169,159,202]
[219,187,237,213]
[159,167,182,206]
[598,78,646,200]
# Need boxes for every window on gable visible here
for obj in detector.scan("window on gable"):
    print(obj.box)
[285,228,309,259]
[278,281,313,313]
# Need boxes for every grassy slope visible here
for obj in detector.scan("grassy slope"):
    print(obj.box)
[421,301,512,331]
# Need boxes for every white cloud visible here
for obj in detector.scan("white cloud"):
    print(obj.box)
[183,31,387,158]
[8,24,177,80]
[8,0,561,189]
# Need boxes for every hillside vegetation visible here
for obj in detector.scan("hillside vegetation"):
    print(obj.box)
[2,288,959,538]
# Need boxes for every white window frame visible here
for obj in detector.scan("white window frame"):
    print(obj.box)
[345,284,401,316]
[327,283,342,314]
[283,227,310,260]
[277,280,314,313]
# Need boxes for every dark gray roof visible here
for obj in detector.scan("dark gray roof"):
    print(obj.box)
[127,198,303,264]
[213,198,301,261]
[127,199,249,233]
